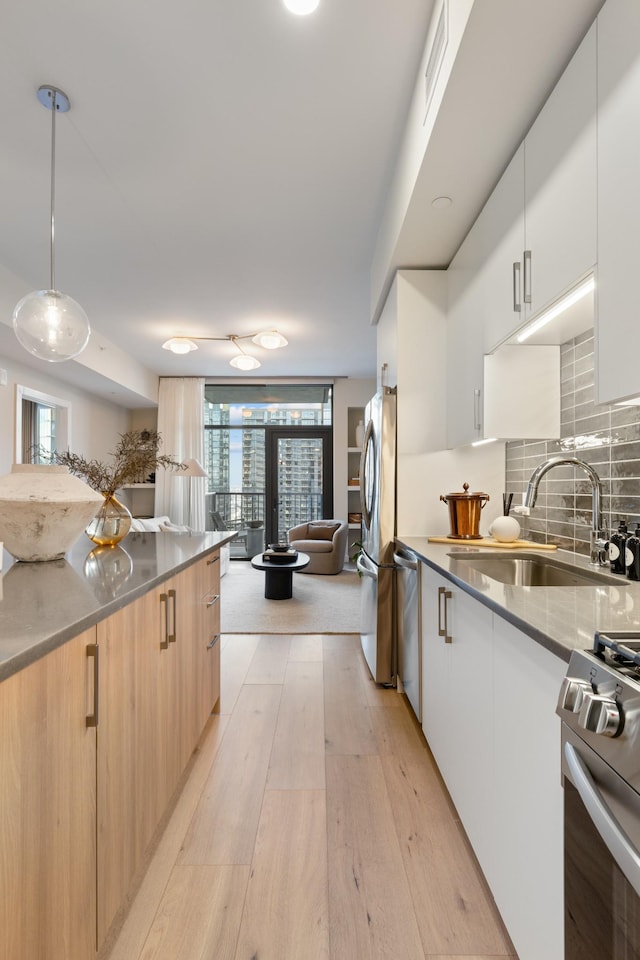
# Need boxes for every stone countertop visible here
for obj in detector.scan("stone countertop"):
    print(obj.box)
[0,530,236,682]
[397,536,640,663]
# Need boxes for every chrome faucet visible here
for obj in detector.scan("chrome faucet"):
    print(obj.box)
[523,456,608,566]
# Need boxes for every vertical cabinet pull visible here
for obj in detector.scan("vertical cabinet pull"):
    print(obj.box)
[523,249,532,304]
[168,588,177,643]
[512,261,521,313]
[207,633,221,650]
[86,643,99,727]
[437,586,453,644]
[160,592,170,650]
[473,388,482,432]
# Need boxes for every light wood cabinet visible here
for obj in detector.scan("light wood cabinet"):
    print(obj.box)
[0,628,97,960]
[420,562,565,960]
[596,0,640,403]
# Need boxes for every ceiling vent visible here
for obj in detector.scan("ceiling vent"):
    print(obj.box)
[423,0,448,125]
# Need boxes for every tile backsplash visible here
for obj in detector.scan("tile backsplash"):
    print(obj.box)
[505,330,640,556]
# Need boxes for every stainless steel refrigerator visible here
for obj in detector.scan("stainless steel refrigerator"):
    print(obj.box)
[356,387,397,684]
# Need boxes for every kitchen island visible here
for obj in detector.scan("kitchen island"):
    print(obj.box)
[0,529,235,959]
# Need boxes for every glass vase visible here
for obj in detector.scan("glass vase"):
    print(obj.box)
[85,494,132,547]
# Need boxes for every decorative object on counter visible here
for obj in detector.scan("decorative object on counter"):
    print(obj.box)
[47,430,186,546]
[440,482,489,540]
[488,515,521,543]
[502,492,514,516]
[0,464,103,561]
[12,86,90,363]
[626,524,640,581]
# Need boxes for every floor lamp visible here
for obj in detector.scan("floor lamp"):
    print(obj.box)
[180,458,207,530]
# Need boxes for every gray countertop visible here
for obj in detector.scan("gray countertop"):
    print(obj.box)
[0,530,236,682]
[397,536,640,663]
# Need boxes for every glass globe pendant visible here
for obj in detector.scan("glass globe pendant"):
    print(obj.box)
[12,86,90,363]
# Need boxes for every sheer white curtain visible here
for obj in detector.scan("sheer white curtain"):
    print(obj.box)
[155,377,206,529]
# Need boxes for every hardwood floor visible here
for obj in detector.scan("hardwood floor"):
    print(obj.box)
[106,632,517,960]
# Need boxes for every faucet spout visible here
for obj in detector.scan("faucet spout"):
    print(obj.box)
[524,456,608,566]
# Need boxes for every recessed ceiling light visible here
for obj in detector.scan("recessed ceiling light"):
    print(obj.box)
[431,196,452,209]
[283,0,320,15]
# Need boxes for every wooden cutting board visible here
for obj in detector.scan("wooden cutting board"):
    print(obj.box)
[427,536,558,551]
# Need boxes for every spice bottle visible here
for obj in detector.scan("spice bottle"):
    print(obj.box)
[609,519,629,575]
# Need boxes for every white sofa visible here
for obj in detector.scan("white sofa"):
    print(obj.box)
[129,516,230,576]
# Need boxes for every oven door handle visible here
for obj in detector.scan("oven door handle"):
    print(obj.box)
[565,741,640,898]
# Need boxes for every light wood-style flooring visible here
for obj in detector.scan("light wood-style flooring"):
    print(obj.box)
[106,632,517,960]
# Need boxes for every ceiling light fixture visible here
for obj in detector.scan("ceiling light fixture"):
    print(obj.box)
[12,85,90,363]
[162,329,288,370]
[283,0,320,14]
[516,275,595,344]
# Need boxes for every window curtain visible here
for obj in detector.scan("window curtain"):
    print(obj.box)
[155,377,205,529]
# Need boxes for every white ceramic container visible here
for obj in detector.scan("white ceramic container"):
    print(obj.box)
[0,464,103,562]
[489,515,521,542]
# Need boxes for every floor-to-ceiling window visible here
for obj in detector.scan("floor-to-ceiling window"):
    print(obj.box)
[204,384,333,558]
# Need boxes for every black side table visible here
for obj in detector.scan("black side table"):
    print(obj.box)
[250,552,310,600]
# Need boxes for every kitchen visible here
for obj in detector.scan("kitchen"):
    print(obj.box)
[1,0,640,958]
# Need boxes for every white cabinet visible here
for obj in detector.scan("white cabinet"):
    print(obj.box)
[420,566,494,865]
[491,616,565,960]
[523,22,597,326]
[420,563,565,960]
[596,0,640,403]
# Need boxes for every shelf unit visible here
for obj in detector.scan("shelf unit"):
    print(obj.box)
[347,407,364,531]
[117,483,155,519]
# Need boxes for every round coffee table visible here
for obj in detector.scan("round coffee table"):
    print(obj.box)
[250,552,310,600]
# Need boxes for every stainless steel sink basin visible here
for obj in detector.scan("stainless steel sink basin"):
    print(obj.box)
[447,552,624,587]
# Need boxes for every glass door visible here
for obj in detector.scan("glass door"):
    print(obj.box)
[266,428,333,545]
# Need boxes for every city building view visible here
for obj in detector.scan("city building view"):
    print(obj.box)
[204,385,333,556]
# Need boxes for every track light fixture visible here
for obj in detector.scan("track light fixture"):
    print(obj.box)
[162,330,288,370]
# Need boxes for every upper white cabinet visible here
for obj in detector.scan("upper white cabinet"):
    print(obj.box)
[523,22,597,325]
[482,22,597,354]
[596,0,640,403]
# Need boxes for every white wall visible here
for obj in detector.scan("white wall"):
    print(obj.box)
[0,352,131,476]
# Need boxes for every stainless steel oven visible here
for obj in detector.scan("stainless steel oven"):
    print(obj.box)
[557,633,640,959]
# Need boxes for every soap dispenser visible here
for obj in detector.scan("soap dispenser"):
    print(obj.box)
[610,519,629,575]
[626,524,640,581]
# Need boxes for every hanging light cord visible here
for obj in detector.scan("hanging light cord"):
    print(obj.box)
[49,88,57,292]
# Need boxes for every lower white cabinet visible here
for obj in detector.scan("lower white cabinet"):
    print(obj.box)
[420,563,566,960]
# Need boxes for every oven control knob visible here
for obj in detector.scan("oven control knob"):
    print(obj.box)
[557,677,592,713]
[578,693,623,738]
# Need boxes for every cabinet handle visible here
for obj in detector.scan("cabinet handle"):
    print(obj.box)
[207,633,221,650]
[473,388,482,432]
[160,592,170,650]
[86,643,99,727]
[512,261,521,313]
[207,555,220,566]
[437,586,453,644]
[168,588,177,643]
[206,593,220,608]
[523,249,532,304]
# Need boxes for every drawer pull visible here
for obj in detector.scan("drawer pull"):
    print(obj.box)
[207,633,221,650]
[160,592,170,650]
[207,555,220,566]
[206,593,220,608]
[168,588,177,643]
[437,586,453,644]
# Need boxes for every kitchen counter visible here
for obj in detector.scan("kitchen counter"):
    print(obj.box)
[0,529,236,682]
[398,536,640,662]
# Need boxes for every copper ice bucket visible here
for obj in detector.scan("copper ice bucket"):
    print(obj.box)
[440,482,490,540]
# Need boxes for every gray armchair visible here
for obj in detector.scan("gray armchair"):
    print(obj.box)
[287,519,349,575]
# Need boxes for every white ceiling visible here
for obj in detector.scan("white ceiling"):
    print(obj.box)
[0,0,604,395]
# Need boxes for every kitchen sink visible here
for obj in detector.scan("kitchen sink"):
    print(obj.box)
[447,552,624,587]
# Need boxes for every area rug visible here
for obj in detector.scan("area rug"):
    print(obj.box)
[220,561,361,634]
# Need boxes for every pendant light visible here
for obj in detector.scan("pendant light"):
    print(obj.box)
[12,86,90,363]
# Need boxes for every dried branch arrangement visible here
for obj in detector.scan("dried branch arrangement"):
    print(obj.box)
[49,430,187,499]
